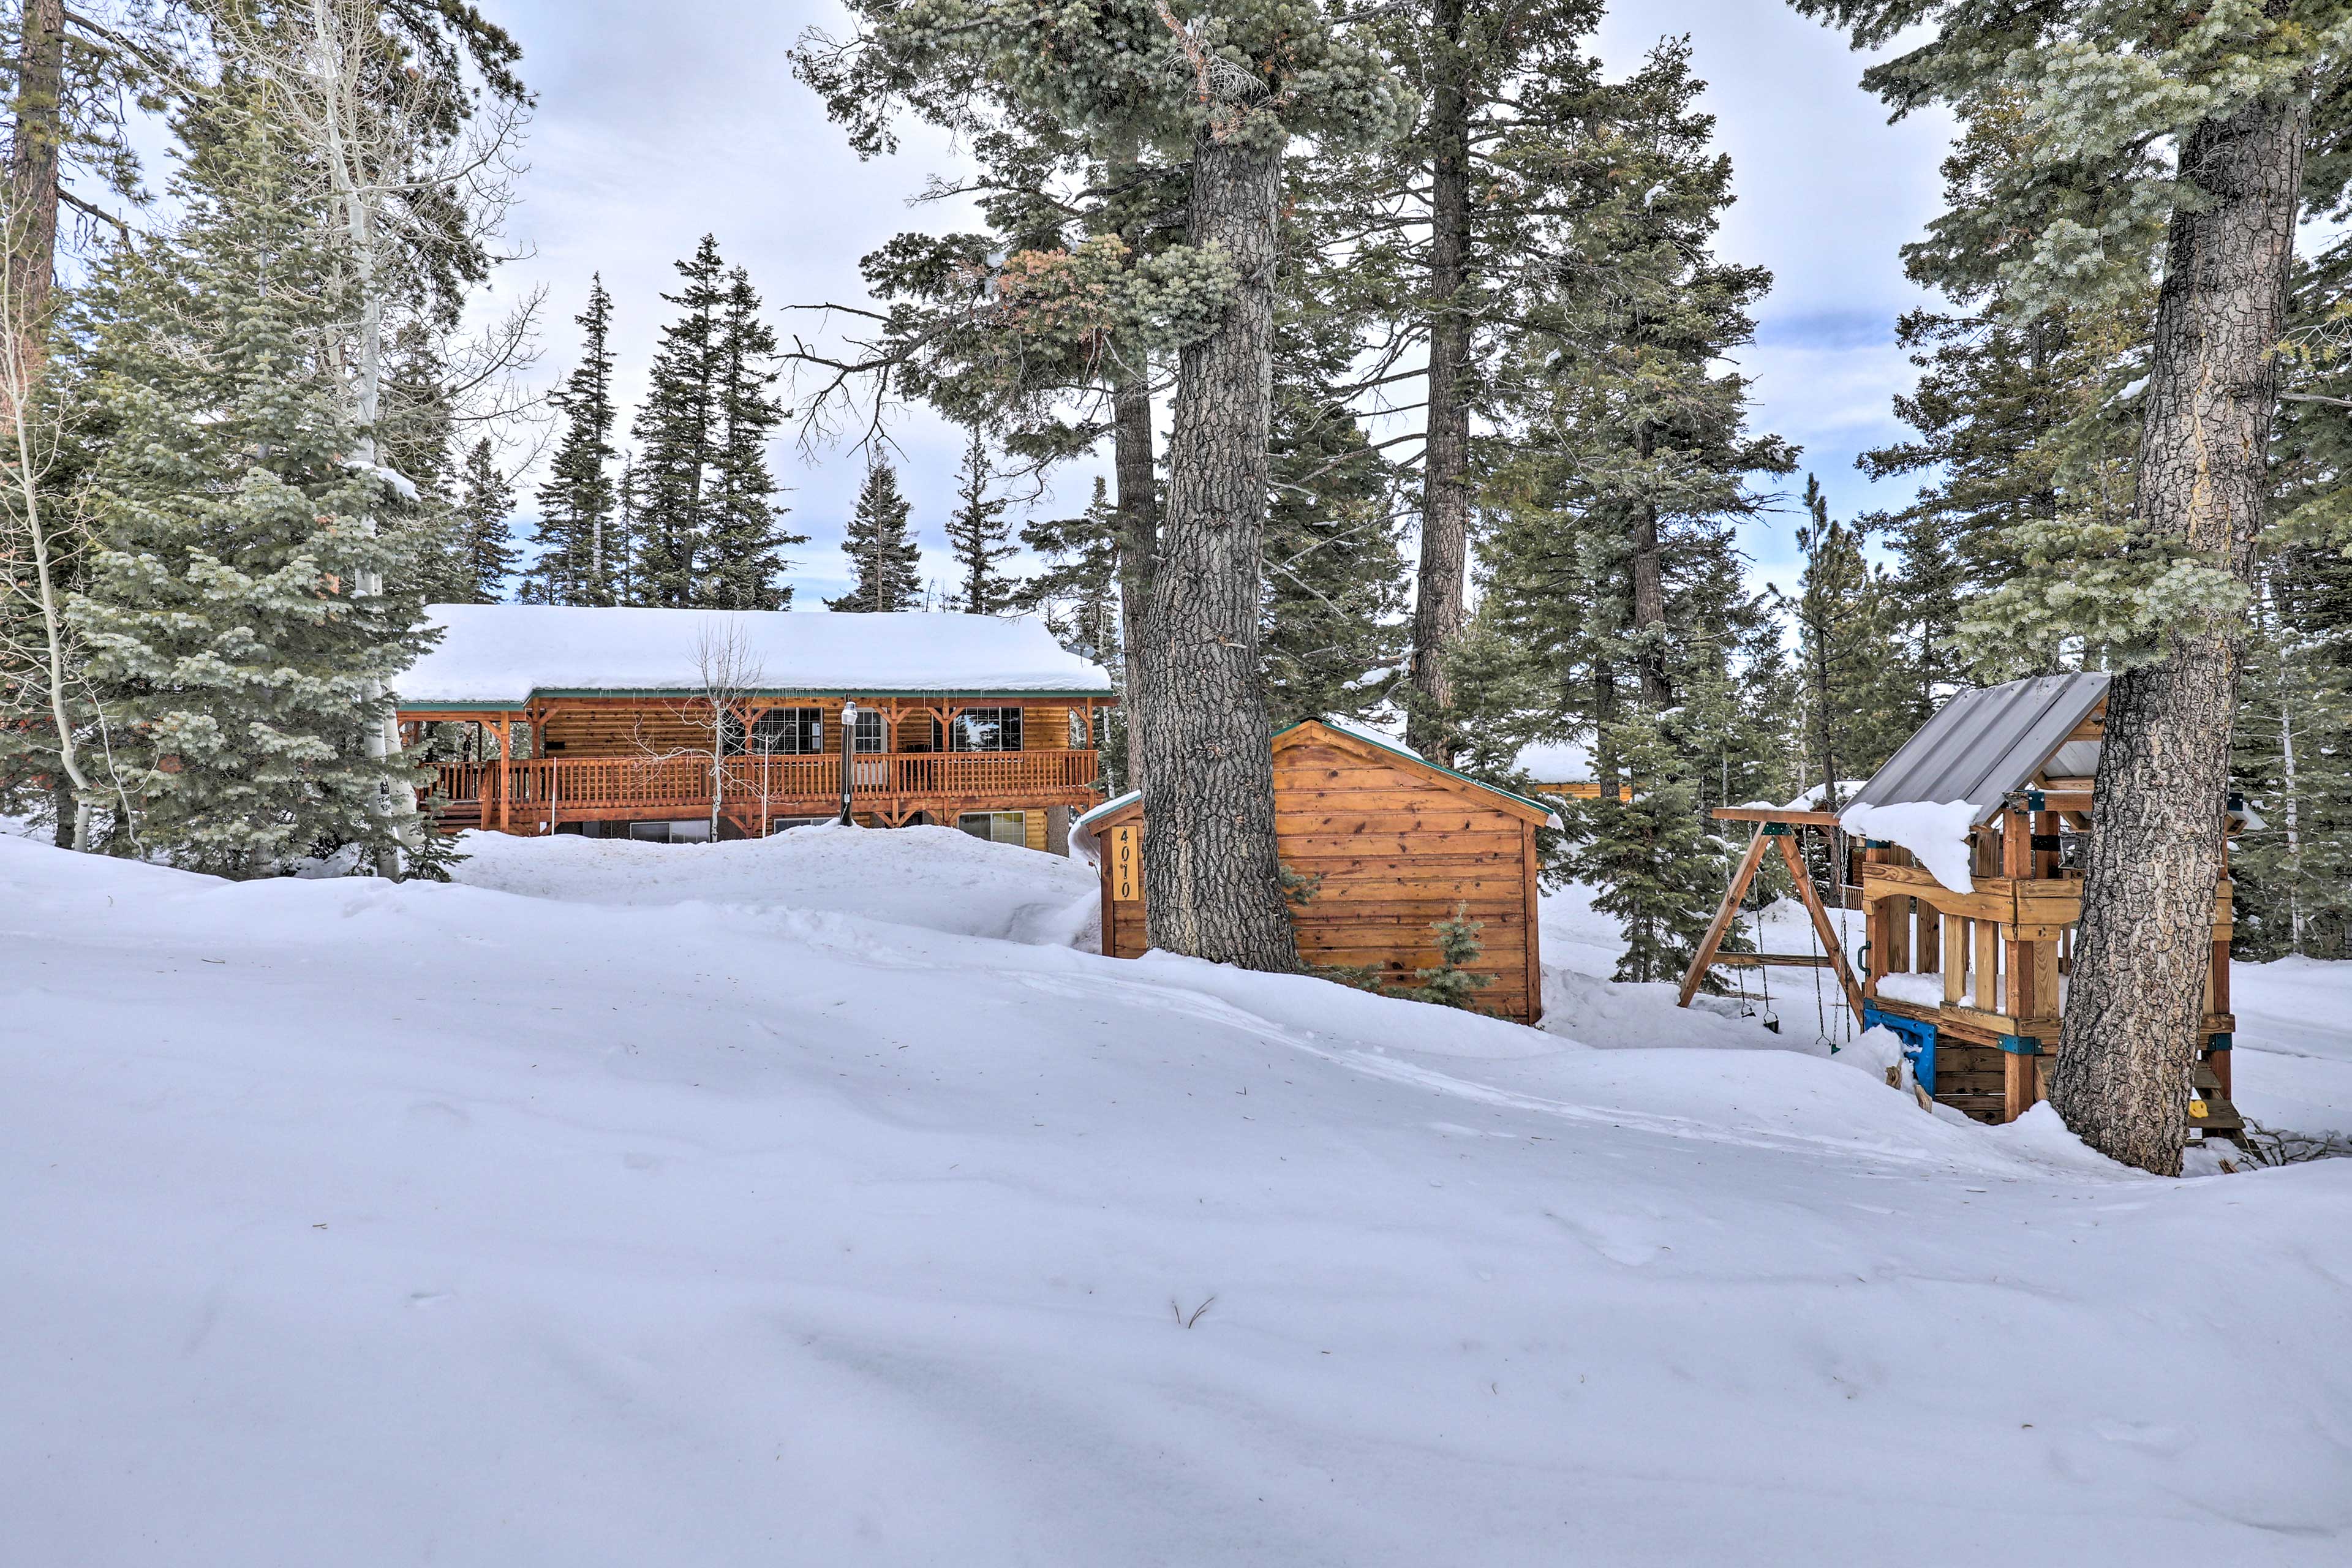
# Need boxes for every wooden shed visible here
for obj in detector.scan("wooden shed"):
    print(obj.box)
[1076,719,1556,1024]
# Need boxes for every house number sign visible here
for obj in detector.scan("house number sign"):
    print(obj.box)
[1110,824,1142,902]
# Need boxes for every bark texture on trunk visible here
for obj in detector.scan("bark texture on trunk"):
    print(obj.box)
[1111,358,1158,801]
[1593,661,1619,799]
[6,0,64,333]
[1136,132,1300,971]
[1406,0,1471,766]
[2049,91,2305,1177]
[1629,427,1669,707]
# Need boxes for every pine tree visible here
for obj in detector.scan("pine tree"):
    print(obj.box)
[374,323,477,608]
[1863,94,2145,692]
[1409,903,1496,1009]
[72,84,434,878]
[828,459,924,612]
[703,265,799,608]
[945,428,1016,615]
[610,451,641,606]
[2233,567,2352,960]
[1018,475,1125,781]
[798,0,1409,972]
[535,276,618,605]
[1573,704,1725,984]
[451,439,516,602]
[1260,323,1409,729]
[1304,0,1610,760]
[1458,37,1792,970]
[2236,239,2352,960]
[1793,0,2349,1171]
[1781,475,1904,807]
[630,236,728,608]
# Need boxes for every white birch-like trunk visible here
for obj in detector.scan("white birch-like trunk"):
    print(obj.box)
[2278,632,2302,953]
[298,0,423,871]
[0,210,91,850]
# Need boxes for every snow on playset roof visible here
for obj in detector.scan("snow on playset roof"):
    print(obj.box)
[1844,672,2108,828]
[398,604,1115,709]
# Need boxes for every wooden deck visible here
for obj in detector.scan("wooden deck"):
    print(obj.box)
[429,749,1102,835]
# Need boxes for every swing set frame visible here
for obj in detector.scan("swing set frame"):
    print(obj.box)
[1678,807,1866,1023]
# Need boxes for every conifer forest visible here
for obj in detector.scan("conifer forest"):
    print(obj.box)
[5,7,2352,1559]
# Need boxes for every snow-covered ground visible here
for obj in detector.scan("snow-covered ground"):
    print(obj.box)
[1555,875,2352,1136]
[6,828,2351,1566]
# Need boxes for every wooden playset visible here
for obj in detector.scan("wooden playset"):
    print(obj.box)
[1678,673,2244,1140]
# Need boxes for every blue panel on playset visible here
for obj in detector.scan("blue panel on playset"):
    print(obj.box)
[1861,1005,1936,1097]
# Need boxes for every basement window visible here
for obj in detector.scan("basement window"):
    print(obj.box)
[957,811,1028,846]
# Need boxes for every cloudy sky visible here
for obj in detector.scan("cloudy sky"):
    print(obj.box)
[480,0,1954,606]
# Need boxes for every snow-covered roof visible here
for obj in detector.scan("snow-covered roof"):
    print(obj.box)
[1073,790,1141,835]
[398,605,1115,709]
[1513,737,1593,783]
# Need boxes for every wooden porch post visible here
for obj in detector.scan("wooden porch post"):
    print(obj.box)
[497,716,511,833]
[2000,807,2047,1122]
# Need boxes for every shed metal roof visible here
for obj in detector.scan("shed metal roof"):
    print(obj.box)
[1845,672,2109,826]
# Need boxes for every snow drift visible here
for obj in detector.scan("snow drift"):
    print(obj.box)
[4,831,2350,1566]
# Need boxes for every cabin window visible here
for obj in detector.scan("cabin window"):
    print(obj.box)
[951,707,1022,753]
[749,707,823,755]
[852,708,888,753]
[958,811,1028,845]
[627,819,712,843]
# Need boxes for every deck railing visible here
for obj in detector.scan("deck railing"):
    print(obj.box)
[433,748,1100,825]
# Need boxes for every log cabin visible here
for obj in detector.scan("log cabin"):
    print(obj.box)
[1076,718,1558,1024]
[394,605,1115,849]
[1679,672,2247,1142]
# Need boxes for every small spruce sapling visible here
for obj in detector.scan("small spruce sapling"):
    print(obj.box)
[1411,902,1494,1010]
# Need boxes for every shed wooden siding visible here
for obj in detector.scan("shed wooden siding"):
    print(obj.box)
[1095,725,1547,1025]
[1275,737,1541,1023]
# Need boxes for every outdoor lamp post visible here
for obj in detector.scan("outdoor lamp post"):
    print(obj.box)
[837,700,858,826]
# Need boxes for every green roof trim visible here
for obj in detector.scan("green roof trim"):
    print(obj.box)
[1274,718,1557,820]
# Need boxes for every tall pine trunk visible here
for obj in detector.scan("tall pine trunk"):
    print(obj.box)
[1629,422,1670,707]
[6,0,62,337]
[2050,91,2306,1175]
[1136,132,1300,971]
[1111,355,1157,800]
[1406,0,1471,766]
[7,0,89,851]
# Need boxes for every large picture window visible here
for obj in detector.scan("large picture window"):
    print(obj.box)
[951,707,1022,753]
